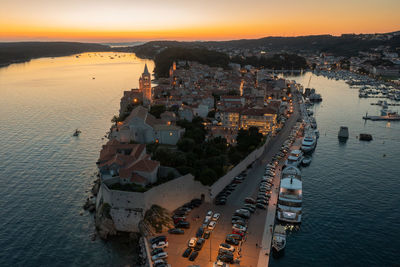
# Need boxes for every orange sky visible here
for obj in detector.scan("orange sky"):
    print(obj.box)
[1,0,399,42]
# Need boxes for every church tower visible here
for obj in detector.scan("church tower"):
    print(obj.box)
[139,64,152,106]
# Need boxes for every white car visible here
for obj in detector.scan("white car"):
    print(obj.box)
[151,252,168,261]
[188,237,197,247]
[205,210,213,221]
[212,213,220,221]
[219,243,235,252]
[152,241,168,249]
[208,221,217,230]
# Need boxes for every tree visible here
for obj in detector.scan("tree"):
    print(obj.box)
[149,104,166,118]
[197,168,218,186]
[237,127,263,153]
[177,138,196,152]
[207,110,216,118]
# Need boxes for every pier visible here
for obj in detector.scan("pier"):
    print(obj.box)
[363,115,400,121]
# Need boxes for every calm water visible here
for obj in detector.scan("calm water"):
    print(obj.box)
[1,56,399,267]
[0,53,154,266]
[270,73,400,266]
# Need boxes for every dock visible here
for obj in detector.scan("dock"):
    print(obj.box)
[363,115,400,121]
[371,103,400,106]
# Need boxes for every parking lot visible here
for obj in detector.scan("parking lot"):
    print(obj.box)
[149,97,300,267]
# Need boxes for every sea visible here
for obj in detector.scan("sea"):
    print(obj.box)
[0,52,154,266]
[0,54,399,266]
[270,73,400,266]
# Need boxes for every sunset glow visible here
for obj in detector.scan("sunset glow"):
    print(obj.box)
[1,0,399,42]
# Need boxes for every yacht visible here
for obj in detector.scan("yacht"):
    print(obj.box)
[272,225,286,258]
[338,126,349,141]
[277,167,302,224]
[285,149,304,168]
[301,134,317,154]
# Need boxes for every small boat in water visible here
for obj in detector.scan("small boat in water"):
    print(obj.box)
[272,225,287,258]
[359,133,373,141]
[73,129,81,137]
[314,129,320,139]
[338,126,349,141]
[302,156,312,166]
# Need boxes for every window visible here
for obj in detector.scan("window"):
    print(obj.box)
[169,132,173,136]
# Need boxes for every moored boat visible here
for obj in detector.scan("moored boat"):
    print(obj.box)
[272,225,286,258]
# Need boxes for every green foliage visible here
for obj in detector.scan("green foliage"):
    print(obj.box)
[177,138,196,152]
[236,127,264,153]
[207,110,216,118]
[232,53,308,70]
[149,104,166,118]
[153,47,230,78]
[197,168,218,186]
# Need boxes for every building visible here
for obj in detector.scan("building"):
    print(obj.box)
[97,139,160,186]
[139,64,152,105]
[240,107,277,135]
[119,89,143,116]
[111,106,185,145]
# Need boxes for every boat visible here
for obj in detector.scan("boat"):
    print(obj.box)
[272,225,286,258]
[73,129,81,136]
[363,109,400,121]
[301,156,312,166]
[277,167,302,224]
[309,117,317,128]
[359,133,373,141]
[285,149,304,168]
[309,93,322,102]
[338,126,349,141]
[314,129,320,139]
[301,134,317,154]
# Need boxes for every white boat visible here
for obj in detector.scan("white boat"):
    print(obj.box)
[277,167,302,224]
[301,135,316,154]
[302,156,312,166]
[272,225,286,258]
[285,149,304,167]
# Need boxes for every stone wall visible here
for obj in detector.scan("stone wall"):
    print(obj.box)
[209,135,271,198]
[97,174,210,232]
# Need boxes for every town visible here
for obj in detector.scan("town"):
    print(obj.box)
[91,56,315,267]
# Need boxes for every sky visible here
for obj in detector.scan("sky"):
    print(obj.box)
[0,0,399,42]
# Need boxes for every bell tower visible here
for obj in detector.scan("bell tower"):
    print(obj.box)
[139,63,152,106]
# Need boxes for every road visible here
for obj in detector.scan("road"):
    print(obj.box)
[157,96,301,267]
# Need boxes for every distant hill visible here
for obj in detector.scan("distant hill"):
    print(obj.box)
[0,42,112,66]
[131,31,400,58]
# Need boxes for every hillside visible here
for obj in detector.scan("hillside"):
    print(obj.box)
[0,42,112,66]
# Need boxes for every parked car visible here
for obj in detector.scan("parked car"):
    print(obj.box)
[219,243,235,252]
[173,217,186,224]
[175,221,190,229]
[182,247,192,258]
[203,229,211,239]
[217,253,234,263]
[232,224,247,232]
[168,228,184,234]
[232,219,246,226]
[188,237,197,248]
[151,252,168,261]
[232,229,245,237]
[194,238,205,251]
[205,210,213,221]
[215,198,226,205]
[153,259,167,267]
[234,209,250,219]
[244,197,256,204]
[256,203,267,209]
[208,221,217,230]
[225,237,239,246]
[189,251,198,261]
[227,233,242,241]
[242,206,255,213]
[151,248,164,256]
[196,227,204,238]
[212,213,220,221]
[150,236,166,244]
[152,241,168,249]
